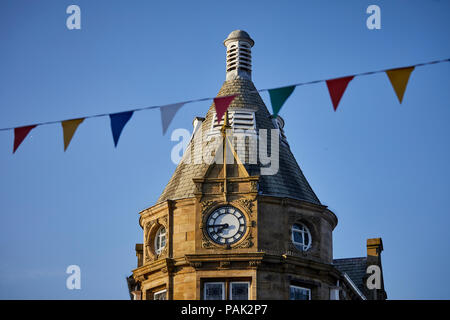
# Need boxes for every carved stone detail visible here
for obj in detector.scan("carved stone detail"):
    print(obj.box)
[250,180,258,192]
[194,181,202,193]
[189,262,202,268]
[201,233,215,249]
[201,200,217,212]
[249,260,261,267]
[145,220,156,232]
[161,216,168,225]
[235,199,253,214]
[234,235,253,249]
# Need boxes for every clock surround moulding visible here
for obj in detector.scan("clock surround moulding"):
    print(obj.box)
[200,199,255,250]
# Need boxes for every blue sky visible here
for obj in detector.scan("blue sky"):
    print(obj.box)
[0,0,449,299]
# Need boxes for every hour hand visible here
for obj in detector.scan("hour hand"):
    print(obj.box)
[211,223,229,230]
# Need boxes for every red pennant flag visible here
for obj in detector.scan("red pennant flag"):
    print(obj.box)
[214,95,237,124]
[13,125,37,153]
[326,76,354,111]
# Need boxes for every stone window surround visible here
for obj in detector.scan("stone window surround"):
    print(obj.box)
[144,216,169,262]
[287,216,319,256]
[291,223,312,251]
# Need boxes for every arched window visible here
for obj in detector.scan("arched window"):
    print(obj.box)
[154,226,166,255]
[291,223,312,251]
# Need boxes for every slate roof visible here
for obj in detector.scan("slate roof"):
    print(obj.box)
[157,78,321,205]
[333,257,367,295]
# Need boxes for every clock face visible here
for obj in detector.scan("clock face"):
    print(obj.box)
[206,206,247,245]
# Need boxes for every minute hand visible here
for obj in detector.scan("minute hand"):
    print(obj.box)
[211,224,229,228]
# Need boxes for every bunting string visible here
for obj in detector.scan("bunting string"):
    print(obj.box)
[1,58,449,152]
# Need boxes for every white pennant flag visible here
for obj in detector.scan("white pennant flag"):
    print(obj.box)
[160,102,185,135]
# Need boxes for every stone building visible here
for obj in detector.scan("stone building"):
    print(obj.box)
[128,30,387,300]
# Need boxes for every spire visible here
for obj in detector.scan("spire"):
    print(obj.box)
[223,30,254,81]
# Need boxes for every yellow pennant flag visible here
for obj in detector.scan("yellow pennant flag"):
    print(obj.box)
[61,118,84,151]
[386,67,414,103]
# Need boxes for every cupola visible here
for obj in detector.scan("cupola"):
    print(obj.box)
[223,30,254,81]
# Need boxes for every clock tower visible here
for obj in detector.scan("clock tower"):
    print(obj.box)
[129,30,386,300]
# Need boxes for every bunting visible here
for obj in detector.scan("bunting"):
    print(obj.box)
[13,125,37,153]
[109,111,133,147]
[214,95,237,124]
[386,67,414,103]
[160,103,185,135]
[61,118,84,151]
[268,85,296,118]
[326,76,354,111]
[1,58,448,153]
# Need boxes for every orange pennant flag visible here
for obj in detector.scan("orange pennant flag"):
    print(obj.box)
[61,118,84,151]
[386,67,414,103]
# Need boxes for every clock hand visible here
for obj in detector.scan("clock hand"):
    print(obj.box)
[211,223,229,232]
[211,224,229,228]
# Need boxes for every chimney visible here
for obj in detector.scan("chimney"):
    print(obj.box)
[367,238,383,257]
[365,237,387,300]
[223,30,254,81]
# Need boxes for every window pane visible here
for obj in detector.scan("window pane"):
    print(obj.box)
[304,232,309,246]
[293,230,303,244]
[330,288,339,300]
[204,283,224,300]
[154,290,166,300]
[155,226,166,255]
[231,283,249,300]
[290,286,310,300]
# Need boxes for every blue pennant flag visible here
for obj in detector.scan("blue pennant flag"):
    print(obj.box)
[109,111,133,147]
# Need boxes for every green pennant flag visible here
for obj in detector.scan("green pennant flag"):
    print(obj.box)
[268,85,296,117]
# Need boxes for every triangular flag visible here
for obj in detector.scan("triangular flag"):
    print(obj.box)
[326,76,354,111]
[61,118,84,151]
[160,102,185,135]
[268,85,296,117]
[109,111,133,147]
[13,125,37,153]
[214,95,237,124]
[386,67,414,103]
